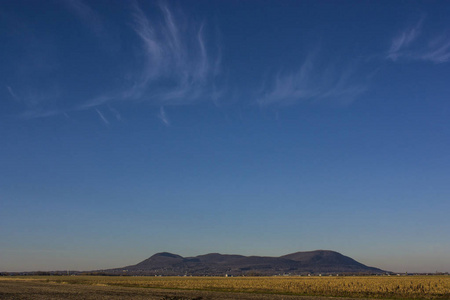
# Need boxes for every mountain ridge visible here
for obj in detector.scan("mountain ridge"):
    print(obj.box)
[101,250,387,276]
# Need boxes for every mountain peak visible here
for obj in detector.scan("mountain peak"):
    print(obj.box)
[105,250,386,276]
[151,252,182,259]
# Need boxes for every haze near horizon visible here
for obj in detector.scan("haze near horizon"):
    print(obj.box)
[1,0,449,273]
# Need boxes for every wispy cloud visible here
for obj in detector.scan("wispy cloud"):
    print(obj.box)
[52,1,223,122]
[388,21,422,61]
[124,2,221,105]
[21,109,62,119]
[157,106,170,126]
[13,2,383,123]
[17,1,222,121]
[258,54,368,106]
[18,86,62,117]
[20,95,111,120]
[77,95,113,111]
[95,108,110,125]
[108,105,122,121]
[421,35,450,63]
[5,20,62,118]
[388,20,450,63]
[6,86,20,102]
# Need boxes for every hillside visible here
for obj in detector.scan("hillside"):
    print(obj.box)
[101,250,386,276]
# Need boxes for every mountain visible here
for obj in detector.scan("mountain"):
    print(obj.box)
[100,250,386,276]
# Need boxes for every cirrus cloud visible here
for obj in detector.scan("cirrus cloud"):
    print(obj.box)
[388,19,450,64]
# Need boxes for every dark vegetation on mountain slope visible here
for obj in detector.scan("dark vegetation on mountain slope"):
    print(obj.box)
[99,250,386,276]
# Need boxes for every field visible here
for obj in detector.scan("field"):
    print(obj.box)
[1,275,449,299]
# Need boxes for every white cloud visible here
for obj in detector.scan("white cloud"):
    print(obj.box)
[388,21,422,61]
[21,109,62,119]
[20,95,111,120]
[125,3,221,105]
[78,95,113,111]
[421,36,450,63]
[59,2,224,122]
[258,54,368,106]
[15,2,381,122]
[6,86,20,102]
[108,105,122,121]
[19,1,222,122]
[95,108,110,125]
[157,106,170,126]
[388,20,450,64]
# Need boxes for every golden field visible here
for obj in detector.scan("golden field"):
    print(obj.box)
[2,275,450,299]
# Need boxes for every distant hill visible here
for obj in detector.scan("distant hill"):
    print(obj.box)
[101,250,386,276]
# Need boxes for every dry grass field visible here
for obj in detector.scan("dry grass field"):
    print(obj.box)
[1,275,449,299]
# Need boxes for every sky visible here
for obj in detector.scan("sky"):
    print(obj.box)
[1,0,450,273]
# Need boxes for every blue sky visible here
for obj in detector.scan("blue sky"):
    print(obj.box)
[1,0,450,273]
